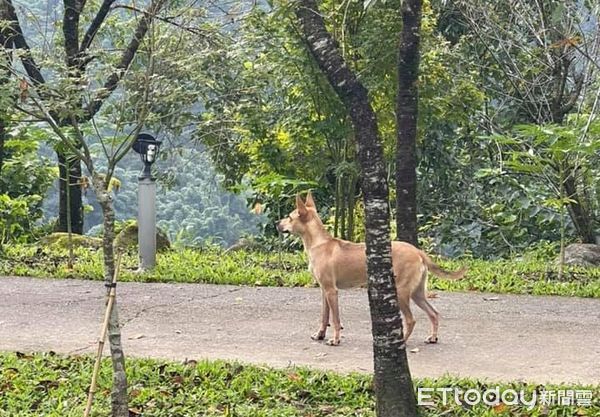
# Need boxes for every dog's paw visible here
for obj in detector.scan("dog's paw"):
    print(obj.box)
[325,338,340,346]
[311,331,326,341]
[424,336,438,344]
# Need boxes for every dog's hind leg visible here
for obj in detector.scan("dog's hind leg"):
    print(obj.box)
[411,271,440,344]
[397,291,416,342]
[311,288,329,341]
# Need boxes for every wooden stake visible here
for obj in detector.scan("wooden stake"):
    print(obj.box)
[83,253,123,417]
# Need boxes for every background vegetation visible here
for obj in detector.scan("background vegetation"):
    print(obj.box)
[2,0,599,257]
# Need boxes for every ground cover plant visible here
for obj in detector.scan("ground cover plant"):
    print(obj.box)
[0,352,597,417]
[1,244,599,298]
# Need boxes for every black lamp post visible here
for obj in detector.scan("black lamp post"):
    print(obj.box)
[132,133,161,270]
[132,133,162,180]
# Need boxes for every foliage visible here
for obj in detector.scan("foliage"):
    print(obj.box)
[2,245,599,298]
[497,120,600,232]
[0,129,55,244]
[0,352,598,417]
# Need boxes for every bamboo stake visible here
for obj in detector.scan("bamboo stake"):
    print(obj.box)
[83,253,123,417]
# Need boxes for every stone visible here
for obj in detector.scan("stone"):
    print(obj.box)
[561,244,600,267]
[114,222,171,252]
[40,232,103,249]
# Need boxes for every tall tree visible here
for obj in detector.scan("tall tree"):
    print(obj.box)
[1,0,165,234]
[1,1,167,415]
[457,0,600,243]
[396,0,422,246]
[294,1,417,415]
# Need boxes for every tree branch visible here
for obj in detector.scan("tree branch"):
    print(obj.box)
[0,0,45,85]
[79,0,116,55]
[84,0,167,120]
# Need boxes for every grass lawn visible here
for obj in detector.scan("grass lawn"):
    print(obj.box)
[0,352,597,416]
[1,244,600,297]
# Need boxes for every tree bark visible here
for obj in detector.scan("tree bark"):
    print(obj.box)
[0,116,5,183]
[92,173,129,417]
[56,152,84,234]
[395,0,421,247]
[295,1,417,415]
[564,174,595,243]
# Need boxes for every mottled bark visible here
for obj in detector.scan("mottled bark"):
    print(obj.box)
[395,0,421,247]
[295,1,417,415]
[92,173,129,417]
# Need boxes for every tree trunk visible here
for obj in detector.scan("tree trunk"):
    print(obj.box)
[92,174,129,417]
[563,174,595,243]
[0,116,5,184]
[347,176,357,241]
[395,0,422,247]
[295,1,417,415]
[56,151,84,234]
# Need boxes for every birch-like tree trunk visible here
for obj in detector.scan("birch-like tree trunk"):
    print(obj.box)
[92,174,129,417]
[396,0,421,246]
[294,1,417,415]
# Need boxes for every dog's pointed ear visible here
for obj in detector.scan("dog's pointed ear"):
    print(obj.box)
[296,193,307,216]
[305,190,316,209]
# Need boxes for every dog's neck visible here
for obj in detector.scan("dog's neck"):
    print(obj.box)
[300,222,332,253]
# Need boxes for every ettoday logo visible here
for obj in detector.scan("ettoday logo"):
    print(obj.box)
[417,387,593,410]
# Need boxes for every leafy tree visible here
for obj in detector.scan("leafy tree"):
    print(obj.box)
[0,1,206,414]
[455,0,600,243]
[0,0,167,236]
[294,0,418,415]
[0,124,54,246]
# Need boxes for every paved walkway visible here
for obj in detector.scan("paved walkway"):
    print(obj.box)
[1,277,599,384]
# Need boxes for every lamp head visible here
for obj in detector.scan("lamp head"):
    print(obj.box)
[132,133,161,180]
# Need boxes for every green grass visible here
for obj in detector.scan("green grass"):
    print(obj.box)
[1,244,600,297]
[0,352,597,416]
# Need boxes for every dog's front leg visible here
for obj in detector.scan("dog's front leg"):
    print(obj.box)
[311,287,329,341]
[324,287,341,346]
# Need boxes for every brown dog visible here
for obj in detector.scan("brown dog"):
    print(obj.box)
[276,191,466,346]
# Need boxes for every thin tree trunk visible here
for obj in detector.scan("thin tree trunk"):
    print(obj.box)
[295,1,417,415]
[334,178,341,237]
[339,175,347,240]
[92,173,129,417]
[57,152,84,234]
[347,176,357,241]
[395,0,422,247]
[563,174,595,243]
[0,117,5,184]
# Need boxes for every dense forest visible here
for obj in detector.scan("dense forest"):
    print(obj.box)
[1,0,599,257]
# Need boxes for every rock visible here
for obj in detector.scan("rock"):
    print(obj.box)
[114,223,171,252]
[40,233,103,249]
[561,244,600,267]
[224,238,262,253]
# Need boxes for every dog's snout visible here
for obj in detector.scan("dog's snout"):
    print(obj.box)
[276,220,289,234]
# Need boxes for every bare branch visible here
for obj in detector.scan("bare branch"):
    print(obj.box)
[84,0,168,120]
[0,0,45,85]
[79,0,116,55]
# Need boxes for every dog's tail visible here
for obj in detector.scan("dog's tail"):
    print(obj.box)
[420,252,467,280]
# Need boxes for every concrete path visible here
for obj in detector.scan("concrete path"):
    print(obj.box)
[1,276,599,384]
